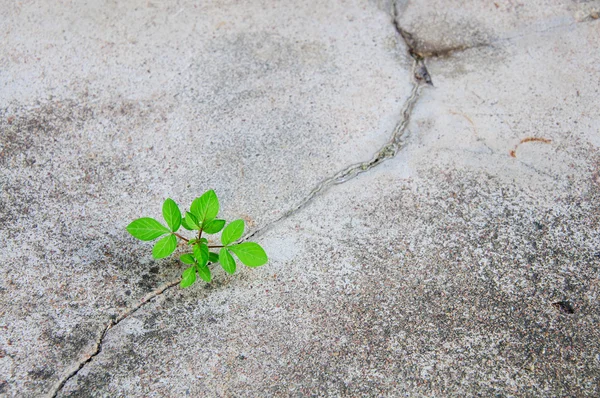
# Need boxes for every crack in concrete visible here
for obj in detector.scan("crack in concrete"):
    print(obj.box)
[47,279,180,398]
[390,5,598,60]
[246,82,423,241]
[48,6,429,397]
[245,6,428,242]
[245,72,423,241]
[390,2,433,84]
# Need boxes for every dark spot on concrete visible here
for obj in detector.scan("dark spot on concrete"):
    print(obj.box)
[28,365,54,380]
[62,371,112,397]
[149,266,160,274]
[42,320,99,364]
[552,301,575,314]
[415,62,433,85]
[138,272,159,292]
[143,312,160,330]
[0,380,7,393]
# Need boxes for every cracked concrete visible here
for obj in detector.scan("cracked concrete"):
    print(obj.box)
[394,0,600,57]
[1,0,600,396]
[1,1,414,396]
[49,75,425,398]
[47,278,181,398]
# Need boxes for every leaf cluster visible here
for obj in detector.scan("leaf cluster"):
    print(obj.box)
[126,190,267,288]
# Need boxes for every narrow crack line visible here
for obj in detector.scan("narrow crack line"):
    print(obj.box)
[391,1,419,59]
[391,1,433,85]
[48,279,180,398]
[244,4,430,242]
[246,74,425,242]
[113,278,180,324]
[391,3,490,61]
[47,323,112,398]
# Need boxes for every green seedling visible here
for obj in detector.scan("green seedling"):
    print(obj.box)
[126,190,268,288]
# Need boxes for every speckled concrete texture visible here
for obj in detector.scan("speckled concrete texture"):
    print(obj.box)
[394,0,600,56]
[1,0,599,397]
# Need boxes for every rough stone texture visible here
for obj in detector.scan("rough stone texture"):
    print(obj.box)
[1,0,599,397]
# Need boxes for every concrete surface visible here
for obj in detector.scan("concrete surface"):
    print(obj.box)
[1,0,599,396]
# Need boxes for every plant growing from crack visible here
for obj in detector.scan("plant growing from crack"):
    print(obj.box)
[126,190,268,288]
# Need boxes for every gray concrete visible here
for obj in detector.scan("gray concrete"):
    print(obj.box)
[1,0,599,396]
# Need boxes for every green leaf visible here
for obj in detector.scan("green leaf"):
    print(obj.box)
[152,234,177,259]
[181,217,193,231]
[193,243,209,267]
[180,266,196,288]
[208,252,219,264]
[126,218,170,241]
[181,212,200,230]
[180,253,195,264]
[203,219,225,234]
[221,219,245,246]
[190,190,219,224]
[228,242,268,267]
[197,262,211,282]
[219,248,236,274]
[162,198,181,232]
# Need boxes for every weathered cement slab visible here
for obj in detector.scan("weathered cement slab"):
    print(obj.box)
[58,3,600,397]
[0,1,414,396]
[2,0,600,397]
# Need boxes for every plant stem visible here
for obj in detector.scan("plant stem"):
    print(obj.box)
[208,245,223,248]
[174,233,189,242]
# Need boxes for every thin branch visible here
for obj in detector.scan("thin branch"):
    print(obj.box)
[174,233,189,242]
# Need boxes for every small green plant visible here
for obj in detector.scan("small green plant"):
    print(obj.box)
[126,189,268,288]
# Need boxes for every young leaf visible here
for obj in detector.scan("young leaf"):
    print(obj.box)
[193,243,209,267]
[162,198,182,232]
[152,234,177,259]
[219,248,236,274]
[181,212,200,230]
[181,217,191,230]
[197,262,211,282]
[190,190,219,224]
[221,219,244,246]
[180,253,196,264]
[208,252,219,264]
[228,242,268,267]
[126,218,170,241]
[203,219,225,234]
[180,266,197,288]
